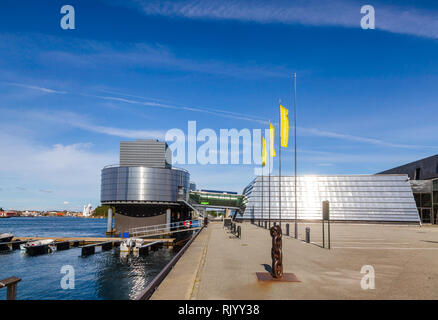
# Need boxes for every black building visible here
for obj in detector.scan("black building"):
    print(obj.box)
[379,154,438,180]
[378,154,438,224]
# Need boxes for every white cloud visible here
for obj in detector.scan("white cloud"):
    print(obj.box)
[35,37,288,79]
[27,110,166,140]
[0,131,117,210]
[4,82,68,94]
[39,189,54,193]
[5,81,435,150]
[124,0,438,39]
[297,127,438,149]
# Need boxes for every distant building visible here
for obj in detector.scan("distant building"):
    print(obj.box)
[22,210,39,217]
[82,204,93,217]
[378,155,438,224]
[101,139,194,234]
[0,211,17,217]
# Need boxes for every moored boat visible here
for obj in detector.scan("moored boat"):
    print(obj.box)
[0,233,14,243]
[120,238,145,253]
[20,239,55,255]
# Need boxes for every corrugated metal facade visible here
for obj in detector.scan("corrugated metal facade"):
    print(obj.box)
[241,175,420,224]
[120,140,171,168]
[101,166,190,203]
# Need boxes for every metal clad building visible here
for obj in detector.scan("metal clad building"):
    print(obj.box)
[101,140,192,234]
[120,140,171,168]
[101,166,190,203]
[378,155,438,224]
[378,154,438,180]
[240,175,420,224]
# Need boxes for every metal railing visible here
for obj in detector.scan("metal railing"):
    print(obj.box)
[0,277,21,300]
[136,226,204,300]
[129,219,202,238]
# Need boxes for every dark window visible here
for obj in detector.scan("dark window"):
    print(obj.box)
[414,193,421,207]
[421,193,432,207]
[422,209,431,223]
[415,168,421,180]
[434,207,438,224]
[436,162,438,174]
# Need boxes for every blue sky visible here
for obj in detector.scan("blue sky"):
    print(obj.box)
[0,0,437,211]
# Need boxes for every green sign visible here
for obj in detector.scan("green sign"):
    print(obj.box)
[201,201,210,205]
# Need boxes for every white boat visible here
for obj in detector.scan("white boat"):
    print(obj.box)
[0,233,14,243]
[120,238,145,253]
[20,239,55,254]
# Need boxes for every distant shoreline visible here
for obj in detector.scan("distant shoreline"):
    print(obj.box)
[1,215,105,219]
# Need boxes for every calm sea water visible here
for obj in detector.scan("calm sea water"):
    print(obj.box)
[0,217,178,300]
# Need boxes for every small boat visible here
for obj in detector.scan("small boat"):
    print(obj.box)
[0,233,14,243]
[120,238,145,253]
[20,239,55,255]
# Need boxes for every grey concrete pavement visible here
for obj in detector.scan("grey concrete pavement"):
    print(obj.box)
[152,221,438,299]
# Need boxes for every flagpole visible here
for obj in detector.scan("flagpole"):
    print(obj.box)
[278,104,282,227]
[269,121,271,229]
[261,147,264,225]
[294,73,298,239]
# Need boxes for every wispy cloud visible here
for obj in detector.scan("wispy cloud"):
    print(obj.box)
[39,189,53,194]
[6,82,435,150]
[0,32,290,79]
[298,149,428,164]
[297,127,438,149]
[4,82,68,94]
[123,0,438,39]
[28,110,166,140]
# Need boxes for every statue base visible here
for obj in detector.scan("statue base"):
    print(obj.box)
[256,272,300,282]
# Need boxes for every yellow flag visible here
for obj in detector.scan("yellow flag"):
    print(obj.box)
[269,122,276,157]
[280,105,289,148]
[262,136,267,167]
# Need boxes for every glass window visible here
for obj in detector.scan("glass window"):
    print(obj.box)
[434,205,438,224]
[421,193,432,207]
[414,193,421,207]
[415,168,421,180]
[422,209,431,223]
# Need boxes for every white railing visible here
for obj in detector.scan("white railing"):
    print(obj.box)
[128,219,203,237]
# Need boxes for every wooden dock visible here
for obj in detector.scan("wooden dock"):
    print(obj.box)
[1,236,175,256]
[14,236,175,246]
[81,241,115,256]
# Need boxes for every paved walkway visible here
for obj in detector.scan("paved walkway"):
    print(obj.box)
[152,221,438,299]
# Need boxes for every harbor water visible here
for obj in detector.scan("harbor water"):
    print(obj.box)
[0,217,179,300]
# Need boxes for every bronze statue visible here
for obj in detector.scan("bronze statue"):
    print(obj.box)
[270,225,283,278]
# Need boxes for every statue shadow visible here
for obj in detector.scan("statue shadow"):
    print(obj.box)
[261,264,272,273]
